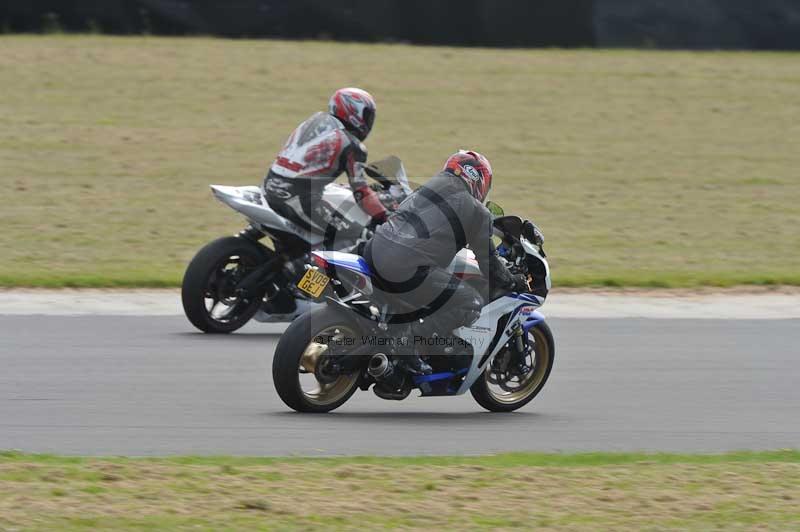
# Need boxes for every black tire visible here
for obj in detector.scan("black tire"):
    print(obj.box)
[181,236,271,333]
[470,321,555,412]
[272,306,361,413]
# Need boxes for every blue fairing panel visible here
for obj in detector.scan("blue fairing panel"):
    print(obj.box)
[313,251,372,276]
[514,293,543,304]
[522,310,546,332]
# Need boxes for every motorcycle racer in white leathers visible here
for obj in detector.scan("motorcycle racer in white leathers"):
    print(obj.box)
[263,88,388,235]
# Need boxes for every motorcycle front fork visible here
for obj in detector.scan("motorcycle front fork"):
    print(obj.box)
[511,323,534,372]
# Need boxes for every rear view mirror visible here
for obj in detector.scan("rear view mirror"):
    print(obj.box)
[485,201,504,217]
[523,220,545,246]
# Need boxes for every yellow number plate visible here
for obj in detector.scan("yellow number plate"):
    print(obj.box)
[296,268,330,298]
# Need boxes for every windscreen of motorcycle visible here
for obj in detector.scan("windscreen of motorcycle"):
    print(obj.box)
[368,155,413,196]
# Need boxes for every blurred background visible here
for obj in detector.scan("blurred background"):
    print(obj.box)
[1,0,798,288]
[4,0,800,49]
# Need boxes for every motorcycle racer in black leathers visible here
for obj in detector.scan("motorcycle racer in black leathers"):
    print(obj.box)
[364,150,527,375]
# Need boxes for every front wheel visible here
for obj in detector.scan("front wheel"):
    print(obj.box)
[181,236,271,333]
[470,321,555,412]
[272,306,362,413]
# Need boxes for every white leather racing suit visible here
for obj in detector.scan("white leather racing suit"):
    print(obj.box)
[263,112,387,234]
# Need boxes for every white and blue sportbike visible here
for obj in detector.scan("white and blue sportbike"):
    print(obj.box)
[272,203,554,412]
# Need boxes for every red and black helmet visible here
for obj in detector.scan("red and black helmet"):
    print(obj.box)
[443,150,493,202]
[328,87,376,141]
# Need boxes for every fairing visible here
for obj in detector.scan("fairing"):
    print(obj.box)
[210,183,375,247]
[453,294,545,395]
[312,251,372,276]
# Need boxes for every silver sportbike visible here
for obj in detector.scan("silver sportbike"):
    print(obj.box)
[181,157,410,333]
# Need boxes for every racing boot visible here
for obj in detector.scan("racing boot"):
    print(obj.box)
[399,353,433,376]
[392,326,432,375]
[368,354,414,399]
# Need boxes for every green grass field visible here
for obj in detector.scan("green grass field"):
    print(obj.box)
[2,36,799,287]
[1,451,798,530]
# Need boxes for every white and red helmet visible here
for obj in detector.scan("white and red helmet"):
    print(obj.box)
[328,87,376,141]
[444,150,493,202]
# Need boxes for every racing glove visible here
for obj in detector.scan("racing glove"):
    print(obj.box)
[354,185,388,224]
[511,274,530,293]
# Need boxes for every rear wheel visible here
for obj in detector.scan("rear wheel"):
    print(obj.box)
[181,236,271,333]
[470,321,555,412]
[272,306,361,413]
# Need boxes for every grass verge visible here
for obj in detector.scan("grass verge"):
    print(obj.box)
[1,450,798,530]
[2,36,800,287]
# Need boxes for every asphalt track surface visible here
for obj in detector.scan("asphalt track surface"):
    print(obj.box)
[1,315,798,456]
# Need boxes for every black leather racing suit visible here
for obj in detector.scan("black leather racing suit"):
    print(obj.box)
[263,112,386,234]
[364,171,515,342]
